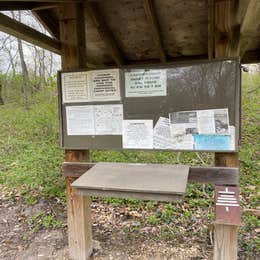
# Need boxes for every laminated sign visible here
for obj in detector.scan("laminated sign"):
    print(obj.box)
[61,69,121,103]
[62,72,88,103]
[125,69,167,97]
[88,69,121,101]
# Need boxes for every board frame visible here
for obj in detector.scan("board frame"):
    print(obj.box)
[57,57,241,152]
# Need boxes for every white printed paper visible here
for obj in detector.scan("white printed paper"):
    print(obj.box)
[66,106,95,135]
[197,110,215,134]
[214,108,230,134]
[153,117,174,149]
[94,104,123,135]
[125,69,167,97]
[62,72,88,103]
[88,69,121,101]
[229,125,236,150]
[123,120,153,149]
[169,111,198,135]
[172,134,194,150]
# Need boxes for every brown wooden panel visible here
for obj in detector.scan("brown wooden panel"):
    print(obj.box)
[62,162,239,186]
[214,185,241,226]
[72,162,189,195]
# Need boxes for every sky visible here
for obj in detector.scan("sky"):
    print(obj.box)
[0,11,60,75]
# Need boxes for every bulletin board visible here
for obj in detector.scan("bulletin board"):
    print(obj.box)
[58,58,241,152]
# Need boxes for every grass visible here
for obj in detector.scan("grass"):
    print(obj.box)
[0,72,259,256]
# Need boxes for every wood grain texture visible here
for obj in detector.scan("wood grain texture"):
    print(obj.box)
[214,11,240,258]
[239,0,260,57]
[59,3,87,69]
[72,163,189,195]
[188,166,238,185]
[214,153,239,168]
[33,9,60,39]
[85,1,124,66]
[2,0,260,63]
[143,0,166,62]
[59,3,93,259]
[0,12,60,54]
[66,176,93,260]
[61,162,239,186]
[207,0,215,60]
[214,225,238,260]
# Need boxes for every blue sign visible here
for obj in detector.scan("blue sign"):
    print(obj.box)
[194,134,231,150]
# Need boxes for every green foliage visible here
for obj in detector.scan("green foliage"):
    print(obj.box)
[0,74,65,202]
[0,72,259,256]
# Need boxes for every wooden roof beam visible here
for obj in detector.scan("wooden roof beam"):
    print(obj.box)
[208,0,215,60]
[33,9,60,39]
[239,0,260,58]
[0,0,81,2]
[85,2,124,67]
[0,2,38,10]
[0,12,61,54]
[143,0,166,62]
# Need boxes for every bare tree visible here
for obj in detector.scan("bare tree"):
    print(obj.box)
[0,84,4,105]
[12,11,29,110]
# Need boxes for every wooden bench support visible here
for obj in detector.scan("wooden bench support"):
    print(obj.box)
[66,176,93,260]
[62,162,239,186]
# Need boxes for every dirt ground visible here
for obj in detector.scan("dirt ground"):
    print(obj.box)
[0,187,212,260]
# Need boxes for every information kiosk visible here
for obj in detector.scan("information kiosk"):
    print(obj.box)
[59,58,241,258]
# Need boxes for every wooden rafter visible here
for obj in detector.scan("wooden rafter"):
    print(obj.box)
[0,0,81,2]
[85,1,124,66]
[207,0,215,60]
[33,9,60,39]
[239,0,260,57]
[143,0,166,62]
[215,0,260,58]
[0,12,61,54]
[32,4,58,11]
[0,2,38,10]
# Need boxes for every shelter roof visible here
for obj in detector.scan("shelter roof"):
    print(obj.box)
[0,0,260,65]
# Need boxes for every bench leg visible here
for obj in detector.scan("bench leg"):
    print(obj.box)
[66,177,93,259]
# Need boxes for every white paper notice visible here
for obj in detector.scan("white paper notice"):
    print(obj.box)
[123,120,153,149]
[125,69,167,97]
[88,69,121,101]
[153,117,174,149]
[94,104,123,135]
[229,125,236,150]
[197,110,215,134]
[172,134,194,150]
[62,72,88,103]
[214,108,230,134]
[66,106,95,135]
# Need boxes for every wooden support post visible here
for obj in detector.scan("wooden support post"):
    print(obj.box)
[59,4,93,259]
[65,151,93,260]
[214,225,239,260]
[214,2,241,259]
[214,186,241,260]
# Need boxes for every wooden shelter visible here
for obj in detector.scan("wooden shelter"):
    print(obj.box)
[1,1,260,259]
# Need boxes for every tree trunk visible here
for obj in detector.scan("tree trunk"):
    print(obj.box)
[15,11,29,110]
[0,84,4,105]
